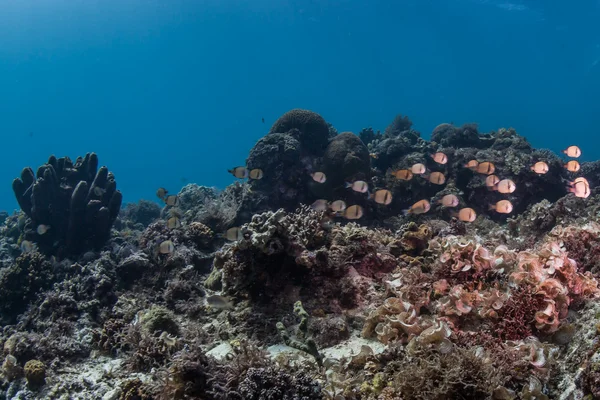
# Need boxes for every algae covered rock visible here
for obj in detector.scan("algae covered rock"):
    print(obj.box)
[269,108,330,153]
[0,251,54,323]
[323,132,370,188]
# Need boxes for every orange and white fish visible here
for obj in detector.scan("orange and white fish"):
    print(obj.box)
[531,161,549,175]
[311,199,329,211]
[345,180,369,193]
[249,168,264,180]
[370,189,393,205]
[489,200,513,214]
[411,163,427,175]
[159,240,175,254]
[228,166,248,179]
[456,207,477,222]
[485,175,500,188]
[493,179,516,194]
[391,169,413,181]
[564,160,580,172]
[423,171,446,185]
[164,195,179,206]
[431,152,448,165]
[402,199,431,215]
[311,172,327,183]
[464,160,479,171]
[567,178,590,198]
[329,200,347,212]
[343,205,364,220]
[476,162,495,175]
[438,194,459,207]
[563,145,581,158]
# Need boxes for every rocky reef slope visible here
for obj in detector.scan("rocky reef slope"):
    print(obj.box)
[0,111,600,399]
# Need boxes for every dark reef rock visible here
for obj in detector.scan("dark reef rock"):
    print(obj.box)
[238,366,322,400]
[431,122,491,148]
[119,200,161,227]
[358,127,381,147]
[269,108,330,153]
[0,251,54,323]
[245,130,315,212]
[323,132,370,190]
[12,153,122,256]
[383,114,413,138]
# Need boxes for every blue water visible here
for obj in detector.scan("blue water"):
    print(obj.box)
[1,0,599,212]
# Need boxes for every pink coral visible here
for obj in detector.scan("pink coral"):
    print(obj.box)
[438,239,493,278]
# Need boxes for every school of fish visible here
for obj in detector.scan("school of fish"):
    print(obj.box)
[150,143,589,253]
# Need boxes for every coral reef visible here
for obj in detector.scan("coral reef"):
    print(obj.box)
[12,153,122,256]
[3,109,600,400]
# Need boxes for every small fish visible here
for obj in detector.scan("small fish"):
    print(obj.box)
[343,205,364,220]
[93,186,106,196]
[424,171,445,185]
[329,200,347,212]
[311,172,327,183]
[164,195,179,206]
[411,163,427,175]
[20,240,34,253]
[564,160,580,172]
[345,180,369,193]
[476,162,495,175]
[159,240,175,254]
[438,194,459,207]
[457,207,477,222]
[369,153,378,159]
[371,189,392,205]
[567,179,590,198]
[157,187,168,199]
[37,224,50,235]
[489,200,513,214]
[563,145,581,158]
[167,217,181,229]
[249,168,264,180]
[229,166,249,179]
[311,199,329,211]
[261,117,265,123]
[224,227,243,241]
[493,179,516,194]
[391,169,413,181]
[485,175,500,188]
[206,295,234,310]
[531,161,549,175]
[431,152,448,165]
[403,199,431,215]
[464,160,479,170]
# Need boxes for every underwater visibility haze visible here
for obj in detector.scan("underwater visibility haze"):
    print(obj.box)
[3,0,600,399]
[2,0,600,210]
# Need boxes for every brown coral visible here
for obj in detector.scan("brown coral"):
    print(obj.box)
[186,222,213,248]
[24,359,46,388]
